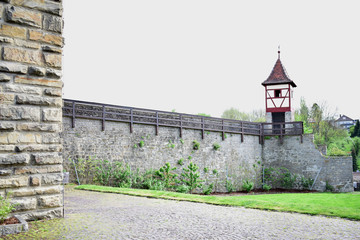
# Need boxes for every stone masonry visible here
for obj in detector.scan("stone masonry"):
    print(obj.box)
[0,0,64,220]
[62,117,353,193]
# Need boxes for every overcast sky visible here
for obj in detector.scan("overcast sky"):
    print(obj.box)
[62,0,360,119]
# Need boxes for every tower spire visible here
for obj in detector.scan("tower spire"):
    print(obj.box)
[278,45,280,59]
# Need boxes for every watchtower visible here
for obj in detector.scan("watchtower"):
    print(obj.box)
[262,50,297,124]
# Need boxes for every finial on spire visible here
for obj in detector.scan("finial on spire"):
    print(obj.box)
[278,45,281,59]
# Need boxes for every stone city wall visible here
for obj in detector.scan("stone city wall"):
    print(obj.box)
[62,117,263,192]
[62,116,353,193]
[0,0,64,220]
[262,135,353,192]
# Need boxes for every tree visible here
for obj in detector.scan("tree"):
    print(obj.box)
[299,97,309,124]
[351,120,360,138]
[198,113,211,117]
[310,103,323,133]
[221,108,265,122]
[180,162,203,193]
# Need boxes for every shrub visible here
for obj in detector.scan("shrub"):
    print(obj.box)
[0,193,16,223]
[139,140,145,148]
[280,169,297,189]
[213,143,221,151]
[192,140,200,150]
[155,162,178,189]
[325,181,334,192]
[180,162,203,193]
[70,157,97,184]
[263,183,271,191]
[177,158,184,166]
[242,180,254,193]
[94,159,113,186]
[203,183,214,195]
[225,180,234,193]
[203,167,209,173]
[112,162,132,188]
[300,176,314,190]
[176,184,190,193]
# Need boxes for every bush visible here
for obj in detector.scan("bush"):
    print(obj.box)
[203,183,214,195]
[300,176,314,190]
[263,184,271,191]
[180,162,203,193]
[0,193,16,223]
[325,181,334,192]
[192,140,200,150]
[225,180,234,193]
[155,162,178,189]
[176,184,190,193]
[213,143,221,151]
[242,180,254,193]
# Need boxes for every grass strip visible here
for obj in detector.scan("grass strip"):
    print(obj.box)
[75,185,360,220]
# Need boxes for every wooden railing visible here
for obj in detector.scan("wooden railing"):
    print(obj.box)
[63,99,303,144]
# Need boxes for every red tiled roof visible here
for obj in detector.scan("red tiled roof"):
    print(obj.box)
[262,57,297,87]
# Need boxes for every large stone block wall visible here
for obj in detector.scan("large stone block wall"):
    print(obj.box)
[0,0,64,220]
[262,135,353,192]
[62,117,353,193]
[62,118,263,192]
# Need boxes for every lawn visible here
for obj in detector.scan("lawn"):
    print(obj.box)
[76,185,360,220]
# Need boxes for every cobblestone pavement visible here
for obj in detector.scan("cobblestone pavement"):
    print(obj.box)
[3,188,360,239]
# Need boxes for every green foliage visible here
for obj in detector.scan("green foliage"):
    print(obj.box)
[94,159,113,186]
[220,133,228,139]
[213,143,221,151]
[175,184,190,193]
[225,180,234,193]
[352,137,360,171]
[112,162,132,188]
[264,167,297,189]
[351,120,360,138]
[133,144,138,148]
[179,139,184,144]
[212,169,218,175]
[142,171,166,191]
[188,156,192,160]
[70,157,97,184]
[203,183,214,195]
[180,162,203,193]
[192,140,200,150]
[280,169,297,189]
[242,180,254,193]
[221,108,265,122]
[300,176,314,190]
[325,181,334,192]
[0,193,16,223]
[263,184,271,191]
[177,158,184,166]
[203,167,209,173]
[167,140,175,148]
[139,140,145,148]
[155,162,178,189]
[198,113,211,117]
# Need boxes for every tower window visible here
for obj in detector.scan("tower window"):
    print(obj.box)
[275,90,281,98]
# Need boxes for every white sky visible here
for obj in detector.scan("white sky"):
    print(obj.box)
[62,0,360,119]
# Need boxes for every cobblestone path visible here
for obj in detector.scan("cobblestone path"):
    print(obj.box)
[3,188,360,239]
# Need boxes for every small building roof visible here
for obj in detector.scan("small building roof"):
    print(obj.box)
[262,51,297,87]
[335,115,354,122]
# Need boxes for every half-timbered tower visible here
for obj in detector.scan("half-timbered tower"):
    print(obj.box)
[262,51,297,124]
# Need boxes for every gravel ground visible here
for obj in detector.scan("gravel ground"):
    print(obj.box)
[2,187,360,239]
